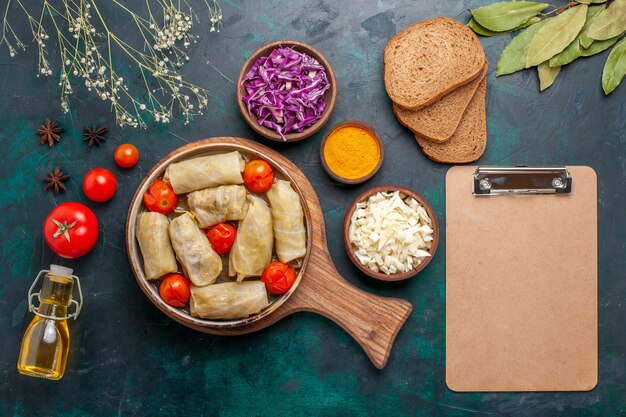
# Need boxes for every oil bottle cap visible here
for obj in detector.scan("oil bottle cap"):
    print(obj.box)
[49,264,74,277]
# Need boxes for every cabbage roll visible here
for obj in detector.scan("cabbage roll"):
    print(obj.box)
[189,281,269,320]
[187,185,248,228]
[136,212,178,280]
[229,195,273,281]
[163,151,245,194]
[266,180,307,263]
[169,213,222,286]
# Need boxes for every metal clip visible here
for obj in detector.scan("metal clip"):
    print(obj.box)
[27,270,83,321]
[472,166,572,195]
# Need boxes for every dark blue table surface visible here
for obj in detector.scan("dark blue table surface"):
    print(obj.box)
[0,1,624,416]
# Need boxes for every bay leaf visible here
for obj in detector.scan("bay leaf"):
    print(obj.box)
[520,16,544,29]
[549,39,582,66]
[526,4,588,67]
[538,61,561,90]
[588,0,626,41]
[468,16,542,36]
[549,5,604,66]
[497,18,550,76]
[602,38,626,94]
[472,1,548,32]
[581,33,623,56]
[580,5,609,48]
[468,18,501,36]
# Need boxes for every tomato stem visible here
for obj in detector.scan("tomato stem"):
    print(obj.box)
[51,218,77,242]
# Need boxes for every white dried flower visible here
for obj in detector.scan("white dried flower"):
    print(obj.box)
[1,0,222,129]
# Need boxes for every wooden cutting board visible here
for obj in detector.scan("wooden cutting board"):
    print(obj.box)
[127,137,413,369]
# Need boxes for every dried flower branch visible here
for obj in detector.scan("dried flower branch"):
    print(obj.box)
[1,0,222,128]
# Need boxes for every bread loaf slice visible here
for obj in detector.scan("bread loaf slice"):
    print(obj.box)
[416,77,487,164]
[394,62,487,143]
[384,17,485,110]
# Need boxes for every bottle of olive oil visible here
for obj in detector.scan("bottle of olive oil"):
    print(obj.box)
[17,265,82,380]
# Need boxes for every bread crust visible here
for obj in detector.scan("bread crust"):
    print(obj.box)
[384,17,485,110]
[415,77,487,164]
[393,62,487,143]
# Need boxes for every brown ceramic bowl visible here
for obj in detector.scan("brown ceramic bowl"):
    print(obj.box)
[342,185,439,282]
[236,40,338,142]
[126,139,313,329]
[320,120,384,185]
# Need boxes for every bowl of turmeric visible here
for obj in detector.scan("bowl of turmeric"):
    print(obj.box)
[320,121,384,184]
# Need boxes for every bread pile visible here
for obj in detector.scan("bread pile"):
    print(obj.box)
[384,17,488,163]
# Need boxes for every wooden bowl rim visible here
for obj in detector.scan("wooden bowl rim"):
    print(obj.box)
[342,185,439,282]
[125,138,313,329]
[236,40,338,142]
[319,120,385,185]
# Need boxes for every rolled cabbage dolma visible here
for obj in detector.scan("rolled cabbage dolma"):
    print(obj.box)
[169,213,222,286]
[189,281,269,320]
[187,185,248,228]
[163,151,245,194]
[229,195,273,281]
[136,212,178,280]
[266,180,307,263]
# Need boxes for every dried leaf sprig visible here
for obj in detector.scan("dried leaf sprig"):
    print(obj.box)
[1,0,223,128]
[468,0,626,94]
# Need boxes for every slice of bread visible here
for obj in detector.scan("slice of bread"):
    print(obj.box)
[416,77,487,164]
[384,17,485,110]
[393,62,487,143]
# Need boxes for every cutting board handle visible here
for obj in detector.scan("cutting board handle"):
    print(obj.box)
[289,250,413,369]
[153,138,415,369]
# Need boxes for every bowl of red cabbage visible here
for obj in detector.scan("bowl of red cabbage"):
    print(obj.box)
[237,40,337,142]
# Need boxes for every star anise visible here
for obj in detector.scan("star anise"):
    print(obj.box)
[83,124,108,148]
[36,118,63,146]
[43,167,70,194]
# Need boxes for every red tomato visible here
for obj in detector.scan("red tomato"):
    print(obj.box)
[114,144,139,168]
[83,168,117,202]
[43,202,99,259]
[243,160,274,193]
[159,273,191,308]
[207,223,237,255]
[143,180,178,214]
[261,262,296,295]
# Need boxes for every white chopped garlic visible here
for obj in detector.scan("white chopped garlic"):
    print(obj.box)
[349,191,433,274]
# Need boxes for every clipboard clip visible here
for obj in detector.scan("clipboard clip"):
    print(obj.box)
[472,166,572,195]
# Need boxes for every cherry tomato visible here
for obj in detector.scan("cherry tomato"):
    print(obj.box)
[114,144,139,168]
[43,202,99,259]
[261,262,296,295]
[243,159,274,193]
[159,273,191,308]
[143,179,178,214]
[83,168,117,202]
[207,223,237,255]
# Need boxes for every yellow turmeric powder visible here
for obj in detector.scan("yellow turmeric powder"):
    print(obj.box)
[323,125,380,180]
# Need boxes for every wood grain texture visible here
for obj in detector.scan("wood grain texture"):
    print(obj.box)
[126,137,412,369]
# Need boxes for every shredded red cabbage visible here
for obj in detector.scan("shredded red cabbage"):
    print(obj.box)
[241,46,330,140]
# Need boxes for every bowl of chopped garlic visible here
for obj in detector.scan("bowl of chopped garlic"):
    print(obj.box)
[342,186,439,281]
